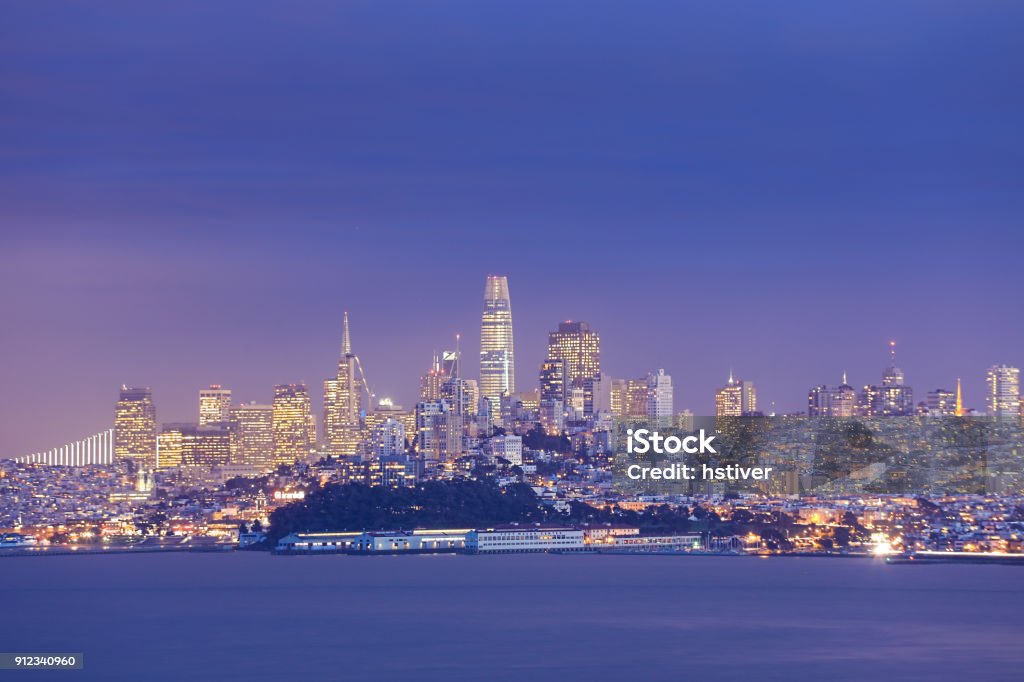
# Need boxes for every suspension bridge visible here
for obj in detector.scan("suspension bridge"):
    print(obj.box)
[11,428,115,466]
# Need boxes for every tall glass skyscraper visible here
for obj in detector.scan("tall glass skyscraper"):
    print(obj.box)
[646,369,674,426]
[323,312,365,456]
[480,275,515,415]
[229,402,274,470]
[985,364,1021,421]
[546,321,600,417]
[198,384,232,425]
[715,373,757,417]
[272,383,312,465]
[114,385,157,467]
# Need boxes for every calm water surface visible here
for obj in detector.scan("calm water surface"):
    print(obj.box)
[0,552,1021,681]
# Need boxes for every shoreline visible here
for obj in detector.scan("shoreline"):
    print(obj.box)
[5,545,1023,566]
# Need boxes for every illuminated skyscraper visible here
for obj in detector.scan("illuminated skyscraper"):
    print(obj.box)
[420,349,462,401]
[926,389,957,417]
[546,321,601,417]
[624,378,649,421]
[415,399,462,464]
[156,425,184,469]
[180,424,231,467]
[322,378,341,445]
[323,312,367,456]
[365,398,415,455]
[463,379,479,417]
[986,365,1021,420]
[437,342,476,417]
[716,378,741,417]
[114,386,157,467]
[420,353,448,401]
[715,372,757,417]
[609,378,628,418]
[537,358,566,434]
[646,369,673,426]
[480,275,515,416]
[539,359,566,404]
[372,417,406,458]
[198,384,232,425]
[161,422,230,470]
[859,343,913,416]
[832,374,855,417]
[592,374,613,418]
[229,402,274,470]
[272,383,312,465]
[808,373,855,417]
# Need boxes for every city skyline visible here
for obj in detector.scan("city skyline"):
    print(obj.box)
[5,271,1022,461]
[3,6,1024,681]
[4,3,1024,455]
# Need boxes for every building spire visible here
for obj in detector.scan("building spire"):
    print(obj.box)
[842,370,847,385]
[728,368,735,385]
[889,339,897,365]
[341,311,352,357]
[454,333,461,381]
[955,377,964,416]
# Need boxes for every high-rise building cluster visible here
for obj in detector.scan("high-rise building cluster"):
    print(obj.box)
[545,321,602,419]
[803,345,1023,423]
[808,373,856,417]
[715,372,758,417]
[91,281,1023,484]
[99,276,688,483]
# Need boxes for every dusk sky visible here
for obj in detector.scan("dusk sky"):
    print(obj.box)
[2,2,1023,456]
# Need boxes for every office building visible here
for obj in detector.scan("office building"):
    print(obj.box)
[624,378,649,421]
[859,342,914,416]
[272,383,312,465]
[715,373,757,417]
[198,384,231,425]
[365,398,416,453]
[158,423,230,468]
[538,358,566,433]
[609,378,628,418]
[926,388,957,417]
[184,424,231,467]
[323,312,366,456]
[228,402,274,470]
[480,275,515,415]
[372,417,406,459]
[114,386,157,467]
[546,321,601,417]
[646,369,673,426]
[156,425,184,469]
[592,373,613,418]
[808,373,856,417]
[421,350,460,402]
[986,365,1021,420]
[490,434,523,466]
[539,358,566,406]
[415,400,462,464]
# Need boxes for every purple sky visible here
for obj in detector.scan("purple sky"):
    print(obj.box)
[2,2,1023,456]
